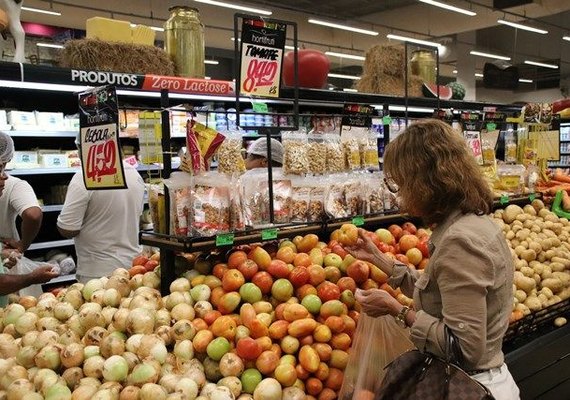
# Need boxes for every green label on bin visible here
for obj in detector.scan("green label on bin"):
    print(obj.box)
[352,216,365,226]
[216,233,235,246]
[261,228,278,240]
[529,193,536,201]
[500,195,510,205]
[486,123,497,131]
[382,116,392,125]
[253,102,269,113]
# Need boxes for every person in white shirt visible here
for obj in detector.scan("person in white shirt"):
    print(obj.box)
[57,162,145,282]
[0,175,43,253]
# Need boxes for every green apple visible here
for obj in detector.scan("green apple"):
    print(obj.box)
[323,253,342,268]
[241,368,263,394]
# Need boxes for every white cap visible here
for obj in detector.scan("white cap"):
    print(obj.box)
[247,137,284,165]
[0,131,14,164]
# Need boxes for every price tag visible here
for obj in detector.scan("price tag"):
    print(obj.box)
[216,233,235,246]
[352,216,365,226]
[500,195,510,205]
[261,228,278,240]
[382,116,392,125]
[486,122,497,131]
[252,102,269,113]
[529,193,536,202]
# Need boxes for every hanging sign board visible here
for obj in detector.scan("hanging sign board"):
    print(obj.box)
[78,85,126,190]
[239,19,287,98]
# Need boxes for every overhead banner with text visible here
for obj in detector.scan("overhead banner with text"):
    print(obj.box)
[240,19,286,98]
[78,86,126,190]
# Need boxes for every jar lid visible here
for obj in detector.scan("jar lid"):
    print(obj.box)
[169,6,199,12]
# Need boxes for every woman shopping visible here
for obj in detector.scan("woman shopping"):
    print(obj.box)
[348,119,520,399]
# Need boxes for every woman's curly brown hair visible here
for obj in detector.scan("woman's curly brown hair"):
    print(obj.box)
[383,119,493,224]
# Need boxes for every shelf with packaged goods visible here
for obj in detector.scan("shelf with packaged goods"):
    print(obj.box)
[28,239,74,251]
[9,130,78,138]
[8,165,163,176]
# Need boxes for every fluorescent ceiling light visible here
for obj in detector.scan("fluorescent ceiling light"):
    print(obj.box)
[452,69,458,74]
[343,88,358,92]
[519,78,533,83]
[284,45,296,50]
[497,19,548,34]
[37,43,64,49]
[564,36,570,42]
[418,0,476,16]
[205,77,211,80]
[308,19,378,36]
[230,37,241,42]
[204,60,219,65]
[21,6,61,16]
[475,73,483,77]
[388,105,434,113]
[469,50,511,61]
[328,73,361,80]
[524,60,558,69]
[325,51,365,61]
[194,0,272,15]
[386,33,443,49]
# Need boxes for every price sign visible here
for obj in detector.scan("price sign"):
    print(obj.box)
[464,130,483,165]
[216,233,235,246]
[240,19,286,98]
[261,228,278,240]
[382,116,392,125]
[252,102,269,113]
[500,195,510,205]
[78,86,126,190]
[529,193,536,202]
[486,122,497,131]
[352,216,365,226]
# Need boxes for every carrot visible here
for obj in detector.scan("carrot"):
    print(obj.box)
[543,185,570,195]
[553,170,570,184]
[563,191,570,211]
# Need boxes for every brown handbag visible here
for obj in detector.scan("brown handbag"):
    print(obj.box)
[375,326,495,400]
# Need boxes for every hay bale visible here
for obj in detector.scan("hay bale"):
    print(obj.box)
[357,44,424,97]
[59,38,175,76]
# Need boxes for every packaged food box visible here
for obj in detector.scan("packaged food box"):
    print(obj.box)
[7,111,37,128]
[40,153,68,168]
[8,151,39,169]
[35,112,66,130]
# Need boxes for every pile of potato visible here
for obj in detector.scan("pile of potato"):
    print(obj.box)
[493,199,570,323]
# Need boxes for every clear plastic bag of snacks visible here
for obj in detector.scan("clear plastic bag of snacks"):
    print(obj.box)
[148,182,166,234]
[361,131,380,170]
[345,176,362,216]
[229,175,245,231]
[290,178,311,223]
[307,177,326,223]
[324,133,346,173]
[191,172,231,236]
[341,128,364,171]
[272,171,293,224]
[362,173,385,214]
[241,169,270,227]
[164,172,193,236]
[325,175,350,218]
[282,131,309,175]
[307,133,327,175]
[217,130,246,175]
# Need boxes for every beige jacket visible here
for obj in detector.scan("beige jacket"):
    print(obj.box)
[388,210,514,371]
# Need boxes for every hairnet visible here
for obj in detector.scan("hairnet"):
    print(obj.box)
[0,131,14,164]
[247,138,284,164]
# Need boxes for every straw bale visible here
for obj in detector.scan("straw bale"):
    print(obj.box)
[59,38,175,76]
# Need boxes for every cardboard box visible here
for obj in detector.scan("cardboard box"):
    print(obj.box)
[13,151,39,165]
[7,111,37,127]
[35,112,66,131]
[40,153,68,168]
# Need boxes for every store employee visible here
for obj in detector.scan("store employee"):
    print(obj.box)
[245,137,284,170]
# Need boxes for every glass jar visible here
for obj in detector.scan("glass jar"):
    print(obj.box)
[410,50,436,84]
[164,6,205,78]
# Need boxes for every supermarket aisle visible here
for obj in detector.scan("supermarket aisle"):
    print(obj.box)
[505,324,570,400]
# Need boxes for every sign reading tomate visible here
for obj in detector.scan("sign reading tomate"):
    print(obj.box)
[239,19,286,98]
[78,86,126,190]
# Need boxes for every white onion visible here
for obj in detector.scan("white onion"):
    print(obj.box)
[127,363,159,387]
[63,290,84,310]
[170,303,195,322]
[136,336,166,363]
[100,335,125,358]
[129,292,162,311]
[34,331,58,350]
[34,345,61,370]
[155,310,171,327]
[18,296,38,309]
[169,278,190,293]
[237,395,254,400]
[101,308,118,326]
[54,302,76,322]
[129,275,143,291]
[175,377,198,400]
[173,340,194,362]
[140,383,166,400]
[99,381,122,396]
[253,379,281,400]
[154,326,172,346]
[3,304,26,326]
[0,358,16,377]
[121,352,140,373]
[83,356,105,379]
[26,367,38,383]
[16,346,38,369]
[21,332,39,347]
[166,393,186,400]
[200,383,217,399]
[32,369,58,391]
[158,374,178,393]
[72,385,98,400]
[61,343,85,368]
[193,301,212,318]
[3,324,17,337]
[37,317,61,332]
[112,268,130,278]
[36,298,57,318]
[79,306,105,330]
[111,309,129,333]
[1,366,28,391]
[44,383,72,400]
[14,313,38,335]
[90,290,105,306]
[82,327,108,346]
[125,335,143,354]
[59,329,82,346]
[142,272,160,290]
[102,355,129,383]
[118,386,139,400]
[105,275,131,298]
[103,289,121,308]
[219,353,244,378]
[69,282,84,291]
[67,315,86,337]
[209,385,234,400]
[218,377,242,399]
[126,309,155,335]
[82,280,105,301]
[6,379,33,400]
[148,340,168,365]
[90,389,115,400]
[190,286,211,303]
[0,335,19,358]
[21,392,43,400]
[62,367,84,390]
[182,368,205,390]
[38,293,56,301]
[84,345,100,359]
[160,363,175,379]
[170,320,196,341]
[78,377,101,387]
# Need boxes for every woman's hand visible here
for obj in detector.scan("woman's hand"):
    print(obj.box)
[346,229,394,273]
[355,288,403,318]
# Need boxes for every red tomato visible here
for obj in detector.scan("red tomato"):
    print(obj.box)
[282,49,330,89]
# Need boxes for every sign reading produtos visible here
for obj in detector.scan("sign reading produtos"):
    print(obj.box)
[78,86,126,190]
[240,19,286,98]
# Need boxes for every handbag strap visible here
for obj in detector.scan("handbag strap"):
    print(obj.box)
[444,325,464,367]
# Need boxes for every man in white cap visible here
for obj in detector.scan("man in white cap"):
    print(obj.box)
[245,137,284,170]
